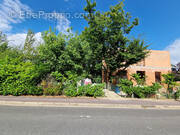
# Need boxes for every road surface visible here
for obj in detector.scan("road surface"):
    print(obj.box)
[0,106,180,135]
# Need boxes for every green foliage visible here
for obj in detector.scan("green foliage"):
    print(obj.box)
[92,76,102,83]
[43,85,63,96]
[0,48,42,96]
[51,71,66,82]
[40,73,64,96]
[132,84,161,98]
[144,83,162,98]
[151,82,162,91]
[58,34,88,75]
[131,73,146,85]
[89,84,105,97]
[0,31,8,52]
[36,30,66,75]
[77,84,105,98]
[64,83,105,98]
[64,86,77,97]
[77,85,90,96]
[174,88,180,100]
[119,78,161,98]
[83,0,149,83]
[119,79,133,87]
[118,79,133,97]
[36,30,90,79]
[0,1,154,98]
[162,73,177,95]
[131,86,145,98]
[27,86,43,96]
[63,72,80,97]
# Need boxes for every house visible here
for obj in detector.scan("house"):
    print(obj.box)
[102,50,171,85]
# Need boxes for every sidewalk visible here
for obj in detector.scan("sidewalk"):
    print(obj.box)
[0,96,180,109]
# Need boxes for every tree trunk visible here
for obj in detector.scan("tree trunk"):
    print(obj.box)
[106,71,111,90]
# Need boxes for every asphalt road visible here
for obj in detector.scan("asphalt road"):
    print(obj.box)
[0,106,180,135]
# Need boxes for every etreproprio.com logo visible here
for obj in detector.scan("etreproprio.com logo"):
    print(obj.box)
[8,11,88,20]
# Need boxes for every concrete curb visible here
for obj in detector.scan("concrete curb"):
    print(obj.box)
[0,101,180,110]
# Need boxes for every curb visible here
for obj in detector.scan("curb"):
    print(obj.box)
[0,101,180,110]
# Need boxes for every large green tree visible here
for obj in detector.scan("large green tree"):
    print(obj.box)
[36,30,91,79]
[58,34,90,76]
[36,30,67,77]
[83,0,149,84]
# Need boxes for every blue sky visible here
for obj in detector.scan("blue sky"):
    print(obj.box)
[0,0,180,64]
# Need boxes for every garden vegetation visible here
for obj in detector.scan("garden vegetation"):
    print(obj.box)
[0,0,161,98]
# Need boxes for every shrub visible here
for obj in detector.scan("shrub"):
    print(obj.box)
[150,82,162,93]
[92,76,102,83]
[131,73,146,85]
[118,79,161,98]
[0,82,43,96]
[77,84,105,98]
[118,79,133,97]
[162,73,177,96]
[27,86,43,96]
[132,83,161,98]
[0,50,43,96]
[174,88,180,100]
[62,72,79,97]
[64,86,77,97]
[77,85,90,96]
[92,84,105,97]
[43,85,63,96]
[132,86,145,98]
[39,72,65,96]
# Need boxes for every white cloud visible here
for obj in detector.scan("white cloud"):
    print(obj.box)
[7,33,27,46]
[0,0,72,44]
[34,32,43,46]
[0,0,31,32]
[7,32,43,47]
[56,15,71,34]
[165,38,180,64]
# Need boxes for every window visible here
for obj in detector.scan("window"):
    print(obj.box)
[155,72,161,83]
[137,71,145,79]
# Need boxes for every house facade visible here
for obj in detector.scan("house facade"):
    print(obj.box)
[127,50,171,85]
[103,50,171,85]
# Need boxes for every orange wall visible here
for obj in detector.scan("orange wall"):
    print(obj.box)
[144,50,171,68]
[127,50,171,85]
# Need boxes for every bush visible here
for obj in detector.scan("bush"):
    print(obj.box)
[63,72,79,97]
[174,89,180,100]
[132,86,145,98]
[0,50,43,96]
[77,85,90,96]
[92,84,105,97]
[40,74,64,96]
[0,83,43,96]
[27,86,43,96]
[162,73,177,95]
[118,79,133,97]
[118,79,161,98]
[64,86,77,97]
[132,83,161,98]
[131,73,146,85]
[43,84,63,96]
[77,84,105,98]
